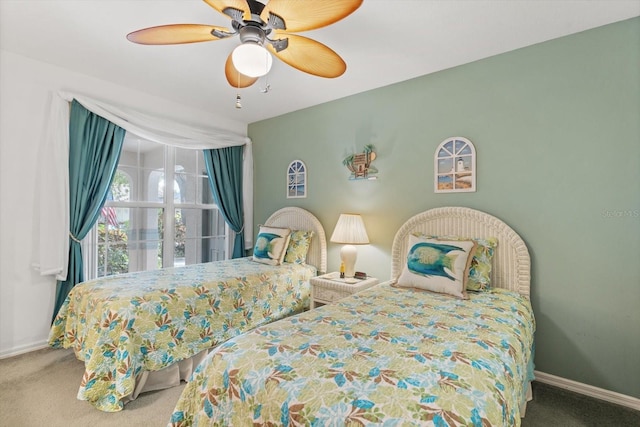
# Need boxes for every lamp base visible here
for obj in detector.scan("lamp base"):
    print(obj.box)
[340,244,358,278]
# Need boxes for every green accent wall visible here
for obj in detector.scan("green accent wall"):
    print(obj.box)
[249,18,640,398]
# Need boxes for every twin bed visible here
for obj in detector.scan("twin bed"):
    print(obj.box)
[168,207,535,426]
[50,206,535,426]
[49,207,327,412]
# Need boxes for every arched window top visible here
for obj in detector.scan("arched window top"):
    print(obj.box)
[287,160,307,199]
[434,137,476,193]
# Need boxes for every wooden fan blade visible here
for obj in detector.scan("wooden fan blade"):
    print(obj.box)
[267,33,346,78]
[225,53,258,88]
[127,24,229,45]
[265,0,363,32]
[203,0,251,21]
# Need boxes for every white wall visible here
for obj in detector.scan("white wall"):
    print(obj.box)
[0,50,247,357]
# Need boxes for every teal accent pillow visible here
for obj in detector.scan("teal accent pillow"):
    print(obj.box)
[415,233,498,291]
[395,235,476,299]
[252,226,291,266]
[284,230,314,264]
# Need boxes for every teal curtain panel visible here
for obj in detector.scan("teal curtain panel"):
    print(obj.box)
[203,146,245,259]
[52,99,125,322]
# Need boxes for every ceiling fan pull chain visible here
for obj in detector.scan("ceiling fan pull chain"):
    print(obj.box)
[261,73,271,94]
[260,48,271,94]
[235,69,242,109]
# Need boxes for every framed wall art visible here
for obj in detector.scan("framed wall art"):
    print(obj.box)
[343,144,378,180]
[434,137,476,193]
[287,159,307,198]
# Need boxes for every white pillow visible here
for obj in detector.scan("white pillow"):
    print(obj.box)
[252,226,291,266]
[395,235,476,299]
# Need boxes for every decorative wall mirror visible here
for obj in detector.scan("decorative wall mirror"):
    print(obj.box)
[434,137,476,193]
[287,160,307,198]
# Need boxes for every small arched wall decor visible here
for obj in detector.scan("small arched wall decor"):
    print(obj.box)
[287,160,307,198]
[434,137,476,193]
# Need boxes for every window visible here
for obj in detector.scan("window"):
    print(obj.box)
[85,135,229,279]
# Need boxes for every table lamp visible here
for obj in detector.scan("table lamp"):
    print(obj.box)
[330,213,370,278]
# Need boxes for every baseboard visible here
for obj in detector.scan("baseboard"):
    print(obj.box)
[0,340,49,360]
[534,370,640,411]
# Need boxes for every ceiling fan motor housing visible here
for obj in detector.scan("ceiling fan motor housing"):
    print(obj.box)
[238,24,268,46]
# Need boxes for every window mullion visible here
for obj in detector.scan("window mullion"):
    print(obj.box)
[82,227,98,280]
[105,201,164,209]
[163,146,175,267]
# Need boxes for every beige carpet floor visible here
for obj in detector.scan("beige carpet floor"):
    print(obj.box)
[0,347,184,427]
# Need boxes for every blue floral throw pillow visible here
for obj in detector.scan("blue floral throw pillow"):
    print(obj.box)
[466,237,497,291]
[284,230,314,264]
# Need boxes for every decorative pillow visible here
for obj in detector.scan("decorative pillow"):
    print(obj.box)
[252,226,291,266]
[415,233,498,291]
[395,235,476,299]
[466,237,498,291]
[284,230,314,264]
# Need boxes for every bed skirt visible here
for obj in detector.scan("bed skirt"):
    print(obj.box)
[123,348,210,403]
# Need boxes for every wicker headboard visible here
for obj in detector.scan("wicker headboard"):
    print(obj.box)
[264,207,327,274]
[391,207,531,297]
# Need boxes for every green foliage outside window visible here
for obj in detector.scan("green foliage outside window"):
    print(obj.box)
[97,223,129,276]
[174,209,186,258]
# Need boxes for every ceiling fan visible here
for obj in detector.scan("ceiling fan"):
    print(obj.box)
[127,0,363,89]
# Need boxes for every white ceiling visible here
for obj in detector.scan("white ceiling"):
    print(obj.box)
[1,1,638,126]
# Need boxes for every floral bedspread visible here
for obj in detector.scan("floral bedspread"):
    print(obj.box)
[49,257,315,412]
[169,283,535,427]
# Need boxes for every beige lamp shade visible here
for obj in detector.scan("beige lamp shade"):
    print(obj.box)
[330,214,369,277]
[330,214,369,244]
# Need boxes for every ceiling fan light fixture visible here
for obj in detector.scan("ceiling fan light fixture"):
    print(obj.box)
[126,0,364,88]
[231,42,273,78]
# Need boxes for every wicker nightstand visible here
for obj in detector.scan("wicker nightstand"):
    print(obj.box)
[310,272,379,308]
